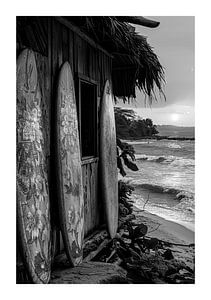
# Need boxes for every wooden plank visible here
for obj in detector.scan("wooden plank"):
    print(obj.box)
[83,41,89,76]
[92,48,97,81]
[87,164,91,236]
[83,226,127,262]
[94,48,99,82]
[83,164,91,237]
[81,157,98,166]
[47,17,52,130]
[89,45,93,79]
[77,73,98,85]
[52,19,59,84]
[87,44,91,78]
[87,164,91,234]
[94,47,98,81]
[82,160,100,236]
[83,239,110,263]
[49,17,61,259]
[96,51,101,97]
[101,53,105,96]
[90,163,95,229]
[35,18,48,55]
[73,32,78,74]
[91,162,97,229]
[58,22,63,68]
[91,163,96,229]
[68,30,74,72]
[76,36,83,74]
[76,36,89,76]
[109,57,112,81]
[82,164,88,236]
[85,163,90,234]
[62,25,69,62]
[59,232,64,252]
[94,161,99,228]
[83,227,107,243]
[110,57,113,82]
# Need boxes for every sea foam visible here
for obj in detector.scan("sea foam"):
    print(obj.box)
[135,154,194,167]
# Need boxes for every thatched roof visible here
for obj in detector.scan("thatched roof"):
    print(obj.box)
[69,16,165,102]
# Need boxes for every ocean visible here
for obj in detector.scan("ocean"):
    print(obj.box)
[120,139,195,231]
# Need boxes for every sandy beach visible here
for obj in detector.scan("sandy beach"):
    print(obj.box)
[132,205,195,270]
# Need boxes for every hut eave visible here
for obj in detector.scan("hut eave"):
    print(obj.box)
[65,16,165,102]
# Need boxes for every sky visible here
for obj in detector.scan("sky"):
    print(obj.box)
[119,16,195,127]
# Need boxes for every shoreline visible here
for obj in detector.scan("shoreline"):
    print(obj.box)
[133,198,195,232]
[132,205,195,269]
[133,205,194,243]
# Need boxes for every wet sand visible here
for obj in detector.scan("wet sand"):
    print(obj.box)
[133,205,195,269]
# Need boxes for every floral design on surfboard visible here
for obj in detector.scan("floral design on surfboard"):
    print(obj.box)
[17,49,51,283]
[58,62,84,265]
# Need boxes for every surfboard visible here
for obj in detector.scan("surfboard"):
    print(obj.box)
[16,49,51,283]
[56,62,84,266]
[100,80,118,238]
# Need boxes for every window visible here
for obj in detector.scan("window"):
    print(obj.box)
[76,76,98,159]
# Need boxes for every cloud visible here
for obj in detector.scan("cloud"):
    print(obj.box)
[134,16,195,108]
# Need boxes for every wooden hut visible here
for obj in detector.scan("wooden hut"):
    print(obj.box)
[16,16,164,283]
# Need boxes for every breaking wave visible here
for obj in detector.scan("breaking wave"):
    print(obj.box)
[167,143,182,149]
[135,154,194,167]
[120,179,194,202]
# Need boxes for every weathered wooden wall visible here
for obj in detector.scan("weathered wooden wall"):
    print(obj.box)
[49,18,112,239]
[16,17,113,260]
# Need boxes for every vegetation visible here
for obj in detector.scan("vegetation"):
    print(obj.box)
[115,107,159,140]
[117,138,138,177]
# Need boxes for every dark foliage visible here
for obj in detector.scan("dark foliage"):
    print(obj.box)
[115,107,159,140]
[117,138,138,177]
[118,181,134,214]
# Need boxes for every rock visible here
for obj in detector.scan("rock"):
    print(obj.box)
[152,277,166,284]
[133,223,148,238]
[125,263,153,283]
[50,261,128,284]
[143,238,160,250]
[163,249,174,260]
[165,265,178,277]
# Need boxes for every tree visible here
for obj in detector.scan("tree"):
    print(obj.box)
[115,107,159,139]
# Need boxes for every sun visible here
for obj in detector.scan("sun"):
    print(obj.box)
[171,113,180,122]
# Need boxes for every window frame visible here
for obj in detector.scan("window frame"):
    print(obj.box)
[75,73,98,162]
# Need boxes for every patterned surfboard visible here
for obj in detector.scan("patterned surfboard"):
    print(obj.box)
[56,62,84,266]
[16,49,51,283]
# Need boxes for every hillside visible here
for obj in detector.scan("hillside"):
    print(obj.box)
[156,125,195,138]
